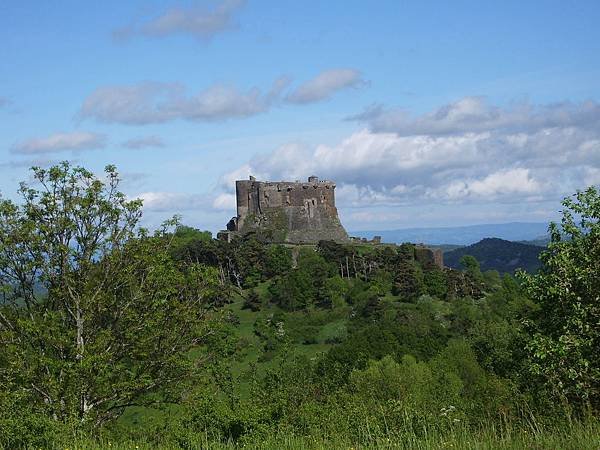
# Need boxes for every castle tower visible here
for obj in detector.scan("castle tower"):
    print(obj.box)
[220,176,349,244]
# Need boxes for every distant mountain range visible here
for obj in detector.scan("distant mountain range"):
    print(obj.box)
[351,222,550,246]
[444,238,545,274]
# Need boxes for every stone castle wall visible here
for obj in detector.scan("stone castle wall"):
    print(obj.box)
[226,176,349,244]
[415,245,444,269]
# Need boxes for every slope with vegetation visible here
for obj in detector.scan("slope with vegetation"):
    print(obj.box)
[444,237,545,273]
[0,163,599,448]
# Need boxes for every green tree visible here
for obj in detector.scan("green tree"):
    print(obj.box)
[393,260,425,299]
[0,163,219,426]
[324,275,348,308]
[423,266,448,298]
[242,289,262,312]
[269,268,313,310]
[265,244,292,278]
[235,237,268,287]
[460,255,484,284]
[316,239,348,263]
[520,186,600,412]
[173,225,212,245]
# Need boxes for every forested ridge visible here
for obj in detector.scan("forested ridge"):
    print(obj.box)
[1,163,599,449]
[444,238,544,274]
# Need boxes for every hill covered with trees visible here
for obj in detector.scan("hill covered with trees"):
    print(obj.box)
[444,237,545,273]
[0,163,599,448]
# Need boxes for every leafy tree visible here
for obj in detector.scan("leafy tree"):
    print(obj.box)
[269,268,313,310]
[0,163,219,426]
[319,324,400,383]
[397,243,415,261]
[172,234,221,266]
[460,255,485,285]
[393,260,425,299]
[439,256,485,300]
[520,186,600,412]
[234,237,268,288]
[316,239,348,263]
[357,292,383,319]
[323,275,348,308]
[374,245,398,271]
[276,250,336,309]
[468,318,526,380]
[173,225,212,245]
[253,314,288,354]
[482,269,501,289]
[242,289,262,312]
[265,244,292,278]
[369,269,393,295]
[423,265,448,298]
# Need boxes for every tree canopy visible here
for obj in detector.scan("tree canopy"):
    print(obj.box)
[0,163,220,425]
[520,186,600,411]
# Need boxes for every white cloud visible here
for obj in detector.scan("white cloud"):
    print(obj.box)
[79,82,181,125]
[115,0,245,41]
[286,69,364,104]
[239,130,493,190]
[583,167,600,186]
[0,158,57,169]
[220,98,600,211]
[136,191,210,212]
[121,96,599,231]
[439,169,542,200]
[212,193,236,210]
[79,78,288,125]
[168,84,270,120]
[118,172,149,189]
[79,70,365,125]
[349,97,600,136]
[12,132,106,154]
[122,136,165,149]
[218,164,253,192]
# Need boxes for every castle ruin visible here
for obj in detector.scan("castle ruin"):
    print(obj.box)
[218,176,349,244]
[217,175,443,268]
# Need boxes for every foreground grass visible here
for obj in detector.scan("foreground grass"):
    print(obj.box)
[37,420,600,450]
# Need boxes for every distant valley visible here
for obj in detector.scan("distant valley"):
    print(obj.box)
[352,222,550,246]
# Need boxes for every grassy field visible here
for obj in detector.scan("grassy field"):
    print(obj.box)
[118,283,344,427]
[223,285,340,373]
[42,419,600,449]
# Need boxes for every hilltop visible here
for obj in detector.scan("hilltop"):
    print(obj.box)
[444,237,545,273]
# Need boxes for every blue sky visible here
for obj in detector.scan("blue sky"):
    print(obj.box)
[1,0,600,232]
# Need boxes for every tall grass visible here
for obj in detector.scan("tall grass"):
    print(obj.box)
[31,418,599,450]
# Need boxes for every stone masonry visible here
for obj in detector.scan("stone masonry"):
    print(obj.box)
[219,176,349,244]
